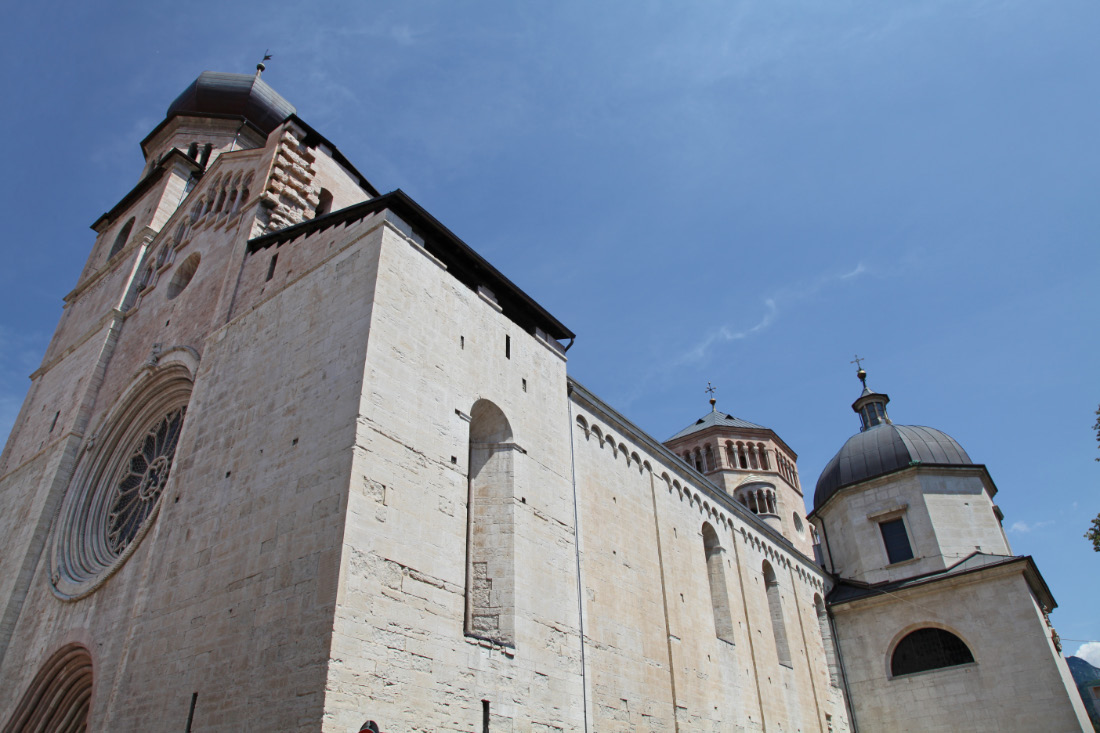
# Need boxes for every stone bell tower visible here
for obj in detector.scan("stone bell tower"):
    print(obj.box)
[664,386,813,556]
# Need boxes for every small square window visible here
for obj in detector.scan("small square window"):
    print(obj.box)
[879,518,914,564]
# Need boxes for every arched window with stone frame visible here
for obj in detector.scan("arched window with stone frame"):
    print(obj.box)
[762,560,792,666]
[108,217,135,259]
[758,443,770,470]
[702,522,736,643]
[704,444,715,472]
[465,399,516,647]
[890,627,974,678]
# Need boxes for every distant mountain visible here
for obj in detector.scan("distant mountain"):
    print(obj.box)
[1068,656,1100,685]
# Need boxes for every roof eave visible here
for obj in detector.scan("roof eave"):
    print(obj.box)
[809,462,995,520]
[285,114,381,198]
[247,189,574,342]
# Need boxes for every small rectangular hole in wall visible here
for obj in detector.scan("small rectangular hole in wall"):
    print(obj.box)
[451,456,457,464]
[522,378,527,392]
[292,438,299,446]
[49,411,60,432]
[482,700,490,733]
[266,253,278,282]
[460,335,465,349]
[505,335,511,359]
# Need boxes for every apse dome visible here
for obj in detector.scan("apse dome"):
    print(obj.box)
[813,423,972,511]
[166,71,296,135]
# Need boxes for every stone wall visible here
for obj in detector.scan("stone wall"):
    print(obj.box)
[832,567,1091,732]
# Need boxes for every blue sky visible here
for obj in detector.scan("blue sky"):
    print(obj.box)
[2,1,1098,656]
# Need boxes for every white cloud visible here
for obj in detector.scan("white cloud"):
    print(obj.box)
[1074,642,1100,668]
[676,262,867,366]
[1008,520,1054,534]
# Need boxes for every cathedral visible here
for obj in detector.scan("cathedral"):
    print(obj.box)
[0,69,1089,732]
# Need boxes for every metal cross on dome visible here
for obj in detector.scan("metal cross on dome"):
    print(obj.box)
[850,354,865,370]
[706,382,717,410]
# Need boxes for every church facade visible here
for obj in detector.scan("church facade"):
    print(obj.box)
[0,70,1088,732]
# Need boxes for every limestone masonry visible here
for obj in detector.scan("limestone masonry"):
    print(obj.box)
[0,69,1090,732]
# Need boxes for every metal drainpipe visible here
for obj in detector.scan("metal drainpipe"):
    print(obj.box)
[565,390,590,733]
[827,607,859,733]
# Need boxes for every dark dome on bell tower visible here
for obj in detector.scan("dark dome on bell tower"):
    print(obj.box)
[165,70,296,135]
[813,368,973,511]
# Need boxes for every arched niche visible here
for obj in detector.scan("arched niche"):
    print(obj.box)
[465,399,515,647]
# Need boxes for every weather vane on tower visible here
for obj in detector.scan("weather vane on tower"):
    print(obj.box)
[256,50,273,76]
[706,382,717,410]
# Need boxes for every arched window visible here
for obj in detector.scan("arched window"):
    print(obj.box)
[704,445,714,472]
[891,628,974,677]
[693,449,703,472]
[815,594,840,687]
[762,561,791,666]
[738,443,748,469]
[315,187,334,217]
[109,217,134,259]
[239,175,252,208]
[4,643,93,731]
[702,523,735,643]
[758,443,770,470]
[466,399,515,647]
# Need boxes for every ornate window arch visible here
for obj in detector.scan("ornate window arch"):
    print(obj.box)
[50,358,194,600]
[4,643,93,731]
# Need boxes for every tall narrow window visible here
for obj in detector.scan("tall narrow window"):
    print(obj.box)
[879,518,914,564]
[109,217,135,259]
[815,594,840,687]
[315,188,333,217]
[466,400,515,647]
[704,445,714,472]
[702,523,735,643]
[763,561,791,666]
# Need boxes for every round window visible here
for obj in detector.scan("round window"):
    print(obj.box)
[166,253,200,300]
[51,370,191,599]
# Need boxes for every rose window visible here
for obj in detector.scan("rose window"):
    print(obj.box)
[107,407,184,554]
[51,374,191,601]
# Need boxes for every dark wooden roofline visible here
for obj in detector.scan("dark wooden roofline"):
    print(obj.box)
[248,189,575,343]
